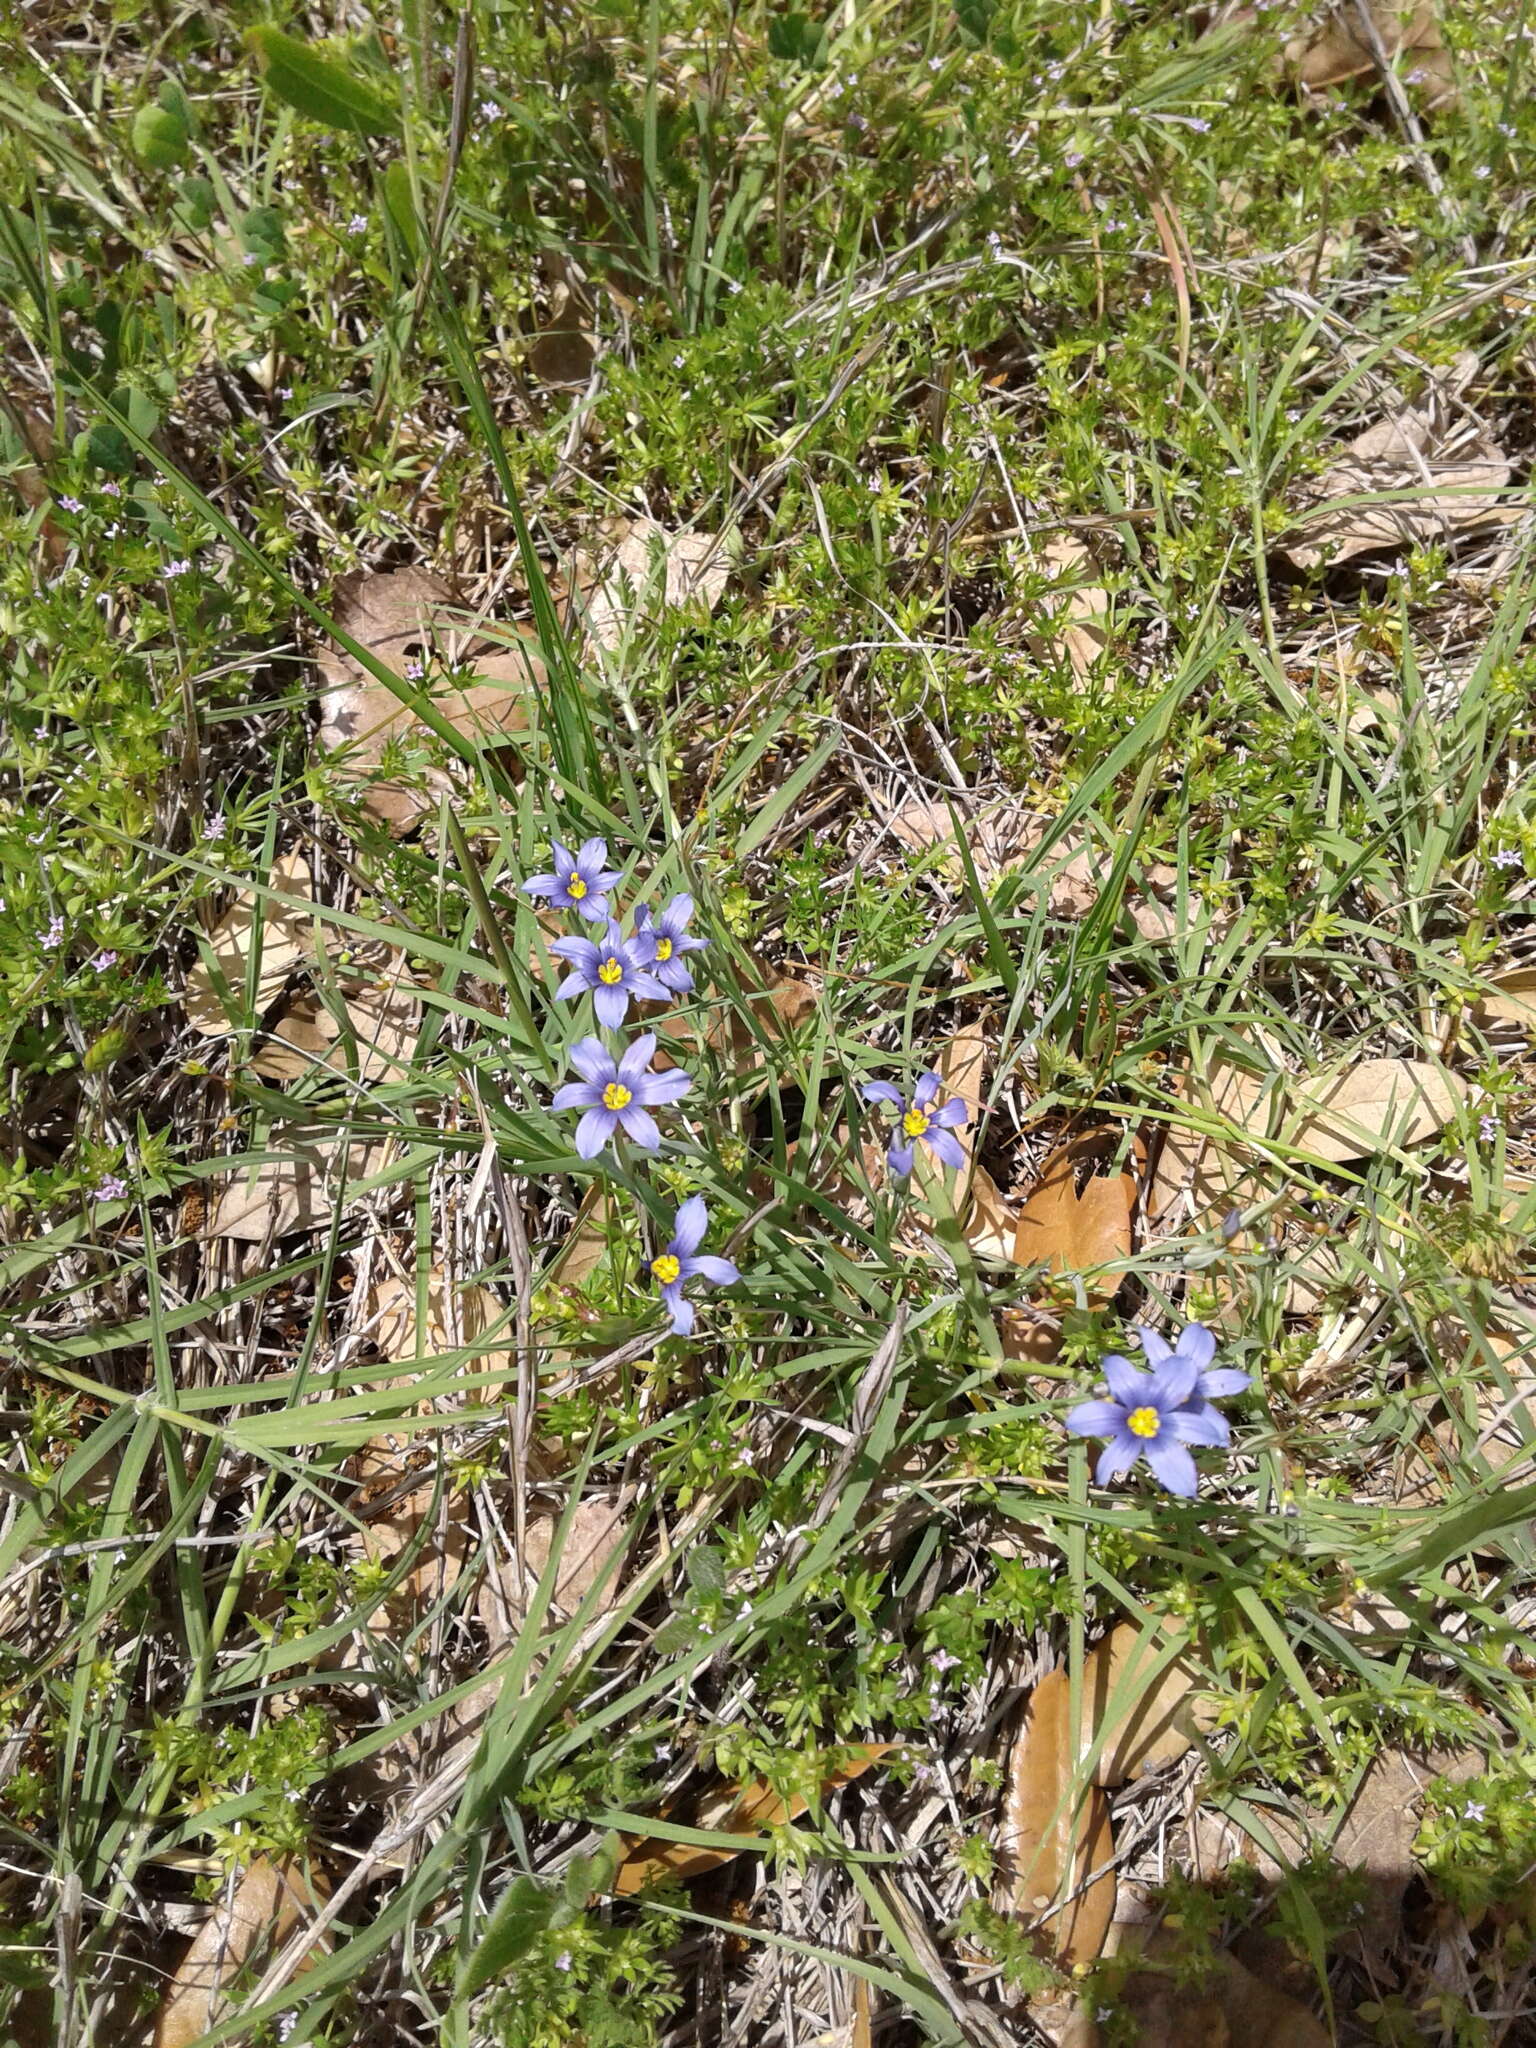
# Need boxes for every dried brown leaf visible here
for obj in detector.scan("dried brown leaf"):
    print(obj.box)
[1284,0,1454,105]
[155,1858,324,2048]
[613,1745,894,1895]
[1289,1056,1465,1162]
[252,980,422,1084]
[479,1494,630,1637]
[316,567,542,833]
[998,1668,1116,1965]
[1149,1060,1279,1230]
[206,1132,391,1240]
[184,849,316,1036]
[1282,378,1508,569]
[1039,536,1110,682]
[528,282,597,386]
[1082,1622,1215,1787]
[1477,963,1536,1030]
[577,519,729,652]
[1013,1134,1135,1294]
[1112,1928,1331,2048]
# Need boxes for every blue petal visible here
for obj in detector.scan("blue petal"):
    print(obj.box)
[554,970,590,1002]
[635,1068,691,1105]
[1134,1326,1173,1368]
[618,1106,661,1149]
[1174,1324,1217,1373]
[1144,1436,1199,1498]
[617,1033,659,1085]
[1198,1367,1251,1400]
[521,873,558,898]
[567,1038,612,1084]
[1095,1432,1144,1484]
[594,983,629,1030]
[1101,1353,1148,1407]
[1064,1399,1125,1437]
[913,1070,942,1108]
[574,1108,613,1158]
[925,1127,966,1170]
[887,1141,915,1177]
[1169,1405,1229,1448]
[672,1195,708,1257]
[1152,1351,1201,1409]
[552,1081,599,1111]
[662,1283,694,1336]
[688,1254,737,1285]
[862,1081,904,1106]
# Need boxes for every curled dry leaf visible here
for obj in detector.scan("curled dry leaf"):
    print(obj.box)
[997,1667,1117,1966]
[613,1745,894,1896]
[1149,1059,1278,1230]
[478,1492,630,1637]
[1081,1621,1216,1787]
[206,1131,391,1240]
[1013,1133,1135,1295]
[528,279,597,387]
[317,566,543,834]
[1108,1927,1331,2048]
[1289,1056,1466,1162]
[576,518,729,653]
[1283,0,1454,105]
[155,1857,324,2048]
[1476,962,1536,1031]
[184,848,316,1036]
[1281,370,1510,570]
[1037,535,1110,683]
[252,978,422,1083]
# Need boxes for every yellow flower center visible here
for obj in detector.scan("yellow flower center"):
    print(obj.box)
[902,1108,931,1138]
[567,875,587,900]
[598,957,624,985]
[651,1253,681,1284]
[654,936,673,962]
[601,1082,632,1111]
[1127,1406,1161,1440]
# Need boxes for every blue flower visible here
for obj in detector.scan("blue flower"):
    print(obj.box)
[1134,1323,1250,1423]
[1063,1324,1246,1498]
[861,1070,968,1176]
[651,1195,739,1335]
[522,838,623,922]
[550,921,668,1030]
[633,894,706,994]
[552,1034,692,1159]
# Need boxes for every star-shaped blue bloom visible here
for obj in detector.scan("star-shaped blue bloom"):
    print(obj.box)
[550,921,668,1029]
[650,1195,739,1335]
[862,1070,968,1176]
[633,894,706,994]
[522,838,622,922]
[1063,1322,1248,1498]
[551,1033,692,1159]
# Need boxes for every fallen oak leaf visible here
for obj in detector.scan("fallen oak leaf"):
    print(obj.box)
[316,566,543,834]
[612,1744,896,1895]
[1012,1132,1136,1296]
[184,848,317,1036]
[252,978,423,1084]
[205,1130,392,1240]
[155,1858,326,2048]
[575,517,730,653]
[1280,365,1510,570]
[1080,1621,1217,1787]
[1110,1927,1331,2048]
[1289,1056,1466,1163]
[997,1668,1116,1966]
[1283,0,1454,106]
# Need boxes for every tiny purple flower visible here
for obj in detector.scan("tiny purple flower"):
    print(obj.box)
[164,557,191,578]
[633,894,706,994]
[1492,848,1523,871]
[478,98,499,120]
[522,838,623,922]
[92,1174,128,1201]
[58,494,83,513]
[1480,1113,1500,1143]
[1465,1800,1487,1822]
[862,1071,968,1177]
[346,213,369,236]
[930,1648,961,1673]
[551,1033,691,1158]
[550,920,668,1029]
[650,1194,739,1335]
[90,950,118,972]
[101,480,121,497]
[202,812,225,840]
[41,916,65,952]
[403,658,425,680]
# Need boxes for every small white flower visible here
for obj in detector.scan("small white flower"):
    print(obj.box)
[1466,1800,1487,1821]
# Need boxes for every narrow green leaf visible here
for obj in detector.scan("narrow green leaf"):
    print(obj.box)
[454,1875,553,2002]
